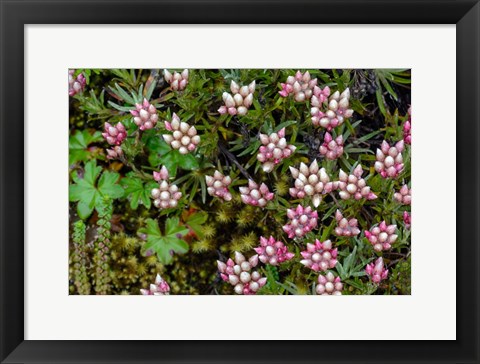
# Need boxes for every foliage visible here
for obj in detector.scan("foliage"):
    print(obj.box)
[69,68,411,295]
[138,218,189,265]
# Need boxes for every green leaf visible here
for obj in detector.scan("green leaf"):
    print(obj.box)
[375,89,387,116]
[121,175,156,210]
[185,212,208,238]
[69,130,103,165]
[177,153,199,170]
[165,216,189,236]
[140,218,189,265]
[98,171,124,199]
[69,161,123,220]
[83,161,102,186]
[77,201,94,220]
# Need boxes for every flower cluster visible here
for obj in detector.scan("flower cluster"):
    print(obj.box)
[140,274,170,295]
[374,140,405,178]
[218,80,255,116]
[130,98,159,131]
[217,252,267,295]
[337,165,377,200]
[365,221,398,252]
[106,146,123,160]
[319,132,344,160]
[254,236,295,266]
[239,180,274,207]
[257,128,296,173]
[68,69,86,96]
[282,205,318,239]
[205,170,232,201]
[334,209,360,237]
[164,69,189,91]
[151,166,182,209]
[162,113,200,154]
[365,257,389,283]
[102,122,127,145]
[300,239,338,272]
[394,184,411,205]
[316,272,343,295]
[404,106,411,145]
[403,211,411,229]
[278,71,318,102]
[310,88,354,130]
[289,160,336,207]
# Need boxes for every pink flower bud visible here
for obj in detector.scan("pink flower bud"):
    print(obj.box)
[365,257,388,283]
[164,69,189,90]
[140,274,170,295]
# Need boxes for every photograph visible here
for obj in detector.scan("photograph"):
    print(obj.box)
[68,68,411,295]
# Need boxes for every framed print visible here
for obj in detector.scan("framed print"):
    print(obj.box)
[1,1,479,363]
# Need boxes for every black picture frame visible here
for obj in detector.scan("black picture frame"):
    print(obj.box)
[1,0,479,363]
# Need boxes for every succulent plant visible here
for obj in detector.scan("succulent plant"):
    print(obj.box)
[334,209,360,237]
[365,257,389,283]
[337,165,377,200]
[316,272,343,295]
[164,69,189,91]
[282,205,318,239]
[300,239,338,272]
[288,159,336,207]
[278,70,318,102]
[254,236,295,266]
[394,184,411,205]
[257,127,296,173]
[319,132,344,160]
[206,170,232,201]
[239,180,274,207]
[365,221,398,252]
[218,80,255,116]
[68,69,86,96]
[140,274,170,295]
[102,122,127,146]
[217,252,267,295]
[130,98,159,131]
[151,166,182,209]
[162,113,200,155]
[374,140,405,178]
[310,87,354,130]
